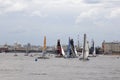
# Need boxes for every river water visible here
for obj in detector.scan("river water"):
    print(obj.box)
[0,53,120,80]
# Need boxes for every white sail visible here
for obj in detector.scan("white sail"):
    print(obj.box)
[82,34,89,60]
[93,47,96,57]
[84,41,89,59]
[75,47,78,56]
[91,40,96,57]
[61,46,66,57]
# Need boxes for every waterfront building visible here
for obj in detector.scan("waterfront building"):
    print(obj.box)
[102,41,120,55]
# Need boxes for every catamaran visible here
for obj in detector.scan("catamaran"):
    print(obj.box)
[89,40,96,57]
[79,34,89,60]
[92,40,96,57]
[42,36,46,57]
[38,36,49,59]
[56,39,66,57]
[66,38,77,58]
[66,38,71,58]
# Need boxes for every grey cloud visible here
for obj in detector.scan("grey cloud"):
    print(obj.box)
[0,0,120,46]
[84,0,100,4]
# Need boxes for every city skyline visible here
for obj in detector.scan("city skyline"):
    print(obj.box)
[0,0,120,46]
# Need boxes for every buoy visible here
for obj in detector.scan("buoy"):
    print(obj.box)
[35,58,38,61]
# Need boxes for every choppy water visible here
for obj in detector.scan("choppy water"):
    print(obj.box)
[0,53,120,80]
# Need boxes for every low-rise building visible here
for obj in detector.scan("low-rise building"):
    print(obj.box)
[102,41,120,54]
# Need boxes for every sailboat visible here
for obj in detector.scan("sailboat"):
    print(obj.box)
[42,36,46,57]
[79,34,89,60]
[70,39,77,58]
[89,40,96,57]
[38,36,49,59]
[66,38,77,58]
[66,37,71,58]
[93,48,96,57]
[92,40,96,57]
[56,39,66,58]
[24,43,30,56]
[84,41,89,59]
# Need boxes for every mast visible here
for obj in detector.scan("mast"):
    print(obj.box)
[78,35,80,49]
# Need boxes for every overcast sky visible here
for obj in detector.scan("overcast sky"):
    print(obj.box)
[0,0,120,46]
